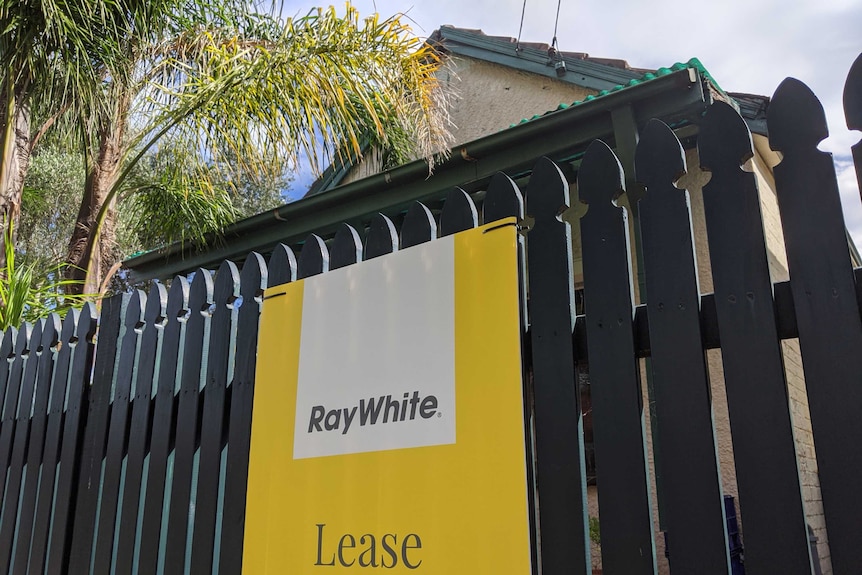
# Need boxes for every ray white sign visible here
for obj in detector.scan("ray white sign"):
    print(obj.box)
[292,237,456,459]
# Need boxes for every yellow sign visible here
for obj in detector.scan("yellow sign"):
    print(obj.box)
[243,219,532,573]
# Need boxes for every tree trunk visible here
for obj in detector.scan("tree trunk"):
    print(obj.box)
[66,124,124,295]
[0,82,33,269]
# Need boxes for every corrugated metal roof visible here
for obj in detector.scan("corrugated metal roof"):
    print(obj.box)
[510,58,725,127]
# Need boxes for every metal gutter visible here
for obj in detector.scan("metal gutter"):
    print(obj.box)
[125,68,708,282]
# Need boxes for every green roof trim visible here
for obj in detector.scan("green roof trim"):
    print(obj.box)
[510,57,724,128]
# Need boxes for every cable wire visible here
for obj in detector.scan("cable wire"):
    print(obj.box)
[552,0,562,48]
[516,0,527,52]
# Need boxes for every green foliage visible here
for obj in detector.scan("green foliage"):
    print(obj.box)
[123,141,289,250]
[18,144,85,264]
[19,140,289,263]
[589,516,601,546]
[0,222,89,330]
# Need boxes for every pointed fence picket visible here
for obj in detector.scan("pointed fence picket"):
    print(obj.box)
[219,252,268,574]
[0,319,45,574]
[770,77,862,574]
[165,269,213,575]
[67,295,122,573]
[115,283,167,574]
[27,310,79,574]
[2,56,862,575]
[93,290,146,574]
[525,157,591,575]
[190,260,240,574]
[11,314,60,575]
[636,119,731,573]
[698,101,812,573]
[578,140,656,574]
[138,277,189,575]
[46,305,96,575]
[845,53,862,200]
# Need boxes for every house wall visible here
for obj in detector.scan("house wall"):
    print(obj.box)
[340,57,596,185]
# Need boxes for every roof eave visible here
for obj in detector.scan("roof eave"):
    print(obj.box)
[125,68,709,282]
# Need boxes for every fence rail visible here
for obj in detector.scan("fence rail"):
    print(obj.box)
[1,55,862,574]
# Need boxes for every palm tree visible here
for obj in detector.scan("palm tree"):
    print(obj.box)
[0,0,113,267]
[62,1,451,293]
[5,1,451,295]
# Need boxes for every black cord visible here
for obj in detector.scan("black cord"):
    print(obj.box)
[516,0,527,52]
[552,0,562,48]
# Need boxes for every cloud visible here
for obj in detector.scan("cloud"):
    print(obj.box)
[836,156,862,246]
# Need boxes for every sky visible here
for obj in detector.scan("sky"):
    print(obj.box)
[281,0,862,243]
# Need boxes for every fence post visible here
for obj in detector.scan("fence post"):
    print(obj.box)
[525,156,591,575]
[769,77,862,573]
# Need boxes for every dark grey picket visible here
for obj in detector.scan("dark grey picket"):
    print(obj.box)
[190,260,240,574]
[219,252,267,574]
[525,156,590,574]
[165,270,213,575]
[27,310,78,575]
[0,324,31,510]
[115,282,168,573]
[67,295,123,573]
[769,77,862,573]
[0,328,14,421]
[11,314,60,575]
[699,101,812,573]
[364,213,398,259]
[401,202,437,248]
[297,234,329,278]
[483,172,524,223]
[0,320,43,574]
[268,244,297,286]
[47,304,97,575]
[92,290,146,574]
[844,53,862,196]
[440,187,478,236]
[635,119,730,574]
[139,276,189,575]
[578,140,656,574]
[330,223,363,270]
[484,170,534,565]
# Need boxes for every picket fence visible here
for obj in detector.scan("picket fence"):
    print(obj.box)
[1,58,862,575]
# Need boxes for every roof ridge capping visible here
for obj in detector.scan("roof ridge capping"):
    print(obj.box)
[429,24,636,71]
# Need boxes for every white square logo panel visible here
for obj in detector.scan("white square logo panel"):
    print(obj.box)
[292,237,456,459]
